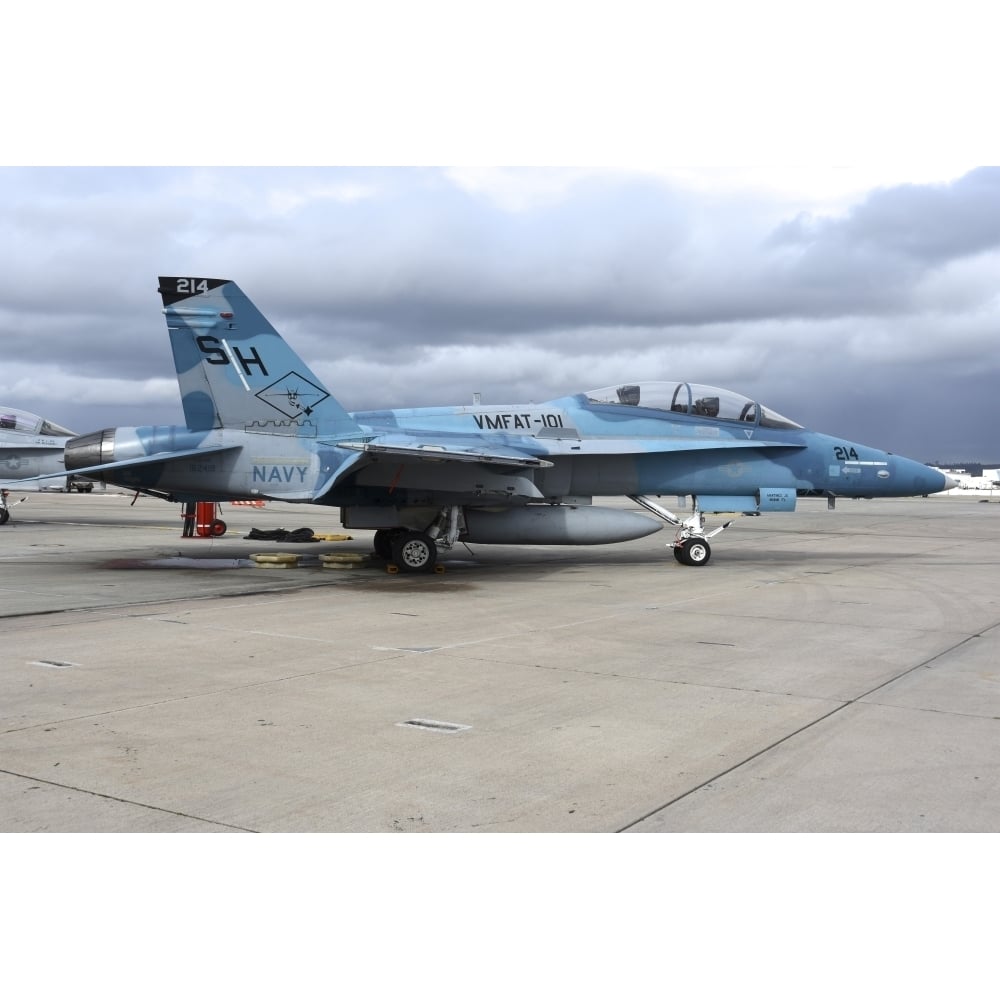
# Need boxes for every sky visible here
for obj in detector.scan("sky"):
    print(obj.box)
[2,3,998,466]
[2,163,996,462]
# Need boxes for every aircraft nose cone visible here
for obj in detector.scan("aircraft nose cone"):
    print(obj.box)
[890,458,953,496]
[917,465,955,495]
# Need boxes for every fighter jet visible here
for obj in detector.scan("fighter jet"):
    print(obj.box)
[56,276,954,568]
[0,407,78,524]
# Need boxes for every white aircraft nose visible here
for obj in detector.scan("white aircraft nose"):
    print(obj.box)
[943,475,960,490]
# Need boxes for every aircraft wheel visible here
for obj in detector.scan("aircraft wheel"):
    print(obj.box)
[210,518,227,537]
[391,531,437,573]
[678,538,711,566]
[672,545,685,563]
[373,529,397,560]
[0,509,9,526]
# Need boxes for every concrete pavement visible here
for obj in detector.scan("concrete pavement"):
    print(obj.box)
[1,490,997,831]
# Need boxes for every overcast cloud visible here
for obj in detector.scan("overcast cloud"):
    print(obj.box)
[1,165,997,462]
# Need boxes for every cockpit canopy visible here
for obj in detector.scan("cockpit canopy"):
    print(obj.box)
[584,381,801,430]
[0,407,76,438]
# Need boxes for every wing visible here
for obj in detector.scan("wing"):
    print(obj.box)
[533,436,806,457]
[340,432,800,465]
[339,437,553,467]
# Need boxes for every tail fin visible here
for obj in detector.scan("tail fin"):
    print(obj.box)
[158,277,361,439]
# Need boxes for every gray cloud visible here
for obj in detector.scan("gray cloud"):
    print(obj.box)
[1,166,996,462]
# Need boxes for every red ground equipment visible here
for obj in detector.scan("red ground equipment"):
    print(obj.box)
[181,501,227,537]
[197,501,227,537]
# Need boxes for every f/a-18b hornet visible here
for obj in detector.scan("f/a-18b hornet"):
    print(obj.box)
[1,407,80,524]
[57,276,954,569]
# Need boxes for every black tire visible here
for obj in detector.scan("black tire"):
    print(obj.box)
[673,545,685,563]
[210,518,227,537]
[678,537,711,566]
[0,508,9,526]
[373,529,396,560]
[391,531,437,572]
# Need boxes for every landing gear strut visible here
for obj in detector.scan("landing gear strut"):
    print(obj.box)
[629,494,732,567]
[375,507,463,573]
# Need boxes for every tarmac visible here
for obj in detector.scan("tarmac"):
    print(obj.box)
[1,488,998,832]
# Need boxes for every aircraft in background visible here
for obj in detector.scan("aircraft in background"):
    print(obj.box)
[52,276,955,568]
[0,407,80,524]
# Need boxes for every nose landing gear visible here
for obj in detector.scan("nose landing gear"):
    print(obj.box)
[673,536,712,566]
[629,494,732,567]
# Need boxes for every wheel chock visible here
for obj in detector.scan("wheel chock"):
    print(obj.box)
[250,552,301,567]
[320,552,368,571]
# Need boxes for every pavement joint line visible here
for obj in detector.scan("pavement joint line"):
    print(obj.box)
[59,589,751,653]
[509,658,853,702]
[399,588,763,654]
[1,653,413,736]
[0,582,346,622]
[0,768,257,832]
[615,626,995,832]
[854,700,1000,723]
[4,495,996,832]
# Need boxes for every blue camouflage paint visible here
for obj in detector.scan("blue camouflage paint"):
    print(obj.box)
[54,277,952,565]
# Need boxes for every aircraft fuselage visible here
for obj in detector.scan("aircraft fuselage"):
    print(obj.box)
[48,278,954,567]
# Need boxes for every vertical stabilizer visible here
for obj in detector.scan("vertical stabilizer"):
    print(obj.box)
[158,277,360,439]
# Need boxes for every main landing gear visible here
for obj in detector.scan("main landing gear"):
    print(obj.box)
[372,507,461,573]
[378,529,437,572]
[629,495,732,567]
[395,532,437,571]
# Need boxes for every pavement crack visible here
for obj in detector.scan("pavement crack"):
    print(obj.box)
[0,767,256,832]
